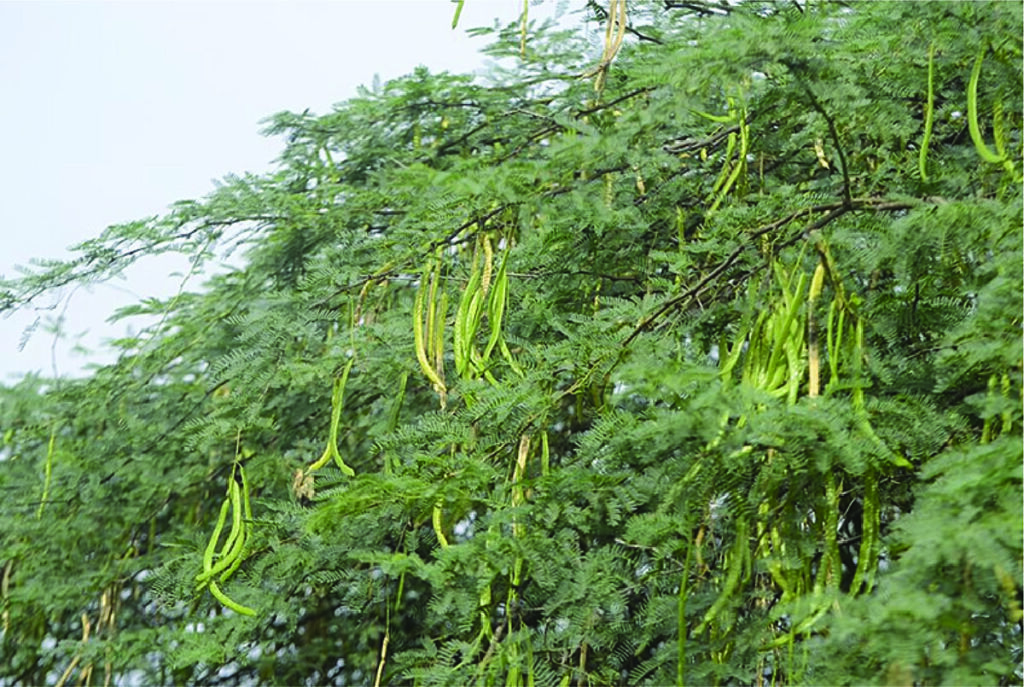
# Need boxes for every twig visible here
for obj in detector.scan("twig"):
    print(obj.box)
[800,83,853,206]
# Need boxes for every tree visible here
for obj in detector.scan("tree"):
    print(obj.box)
[1,2,1021,685]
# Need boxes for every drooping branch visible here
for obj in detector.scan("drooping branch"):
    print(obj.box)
[800,82,854,206]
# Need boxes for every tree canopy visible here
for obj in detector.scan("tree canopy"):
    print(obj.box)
[1,2,1021,685]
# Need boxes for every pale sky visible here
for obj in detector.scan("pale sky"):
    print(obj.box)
[0,0,569,382]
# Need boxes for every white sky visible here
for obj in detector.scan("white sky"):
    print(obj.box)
[0,0,570,383]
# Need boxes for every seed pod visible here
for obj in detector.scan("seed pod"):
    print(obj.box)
[209,580,256,617]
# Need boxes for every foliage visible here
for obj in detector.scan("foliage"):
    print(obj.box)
[1,2,1021,685]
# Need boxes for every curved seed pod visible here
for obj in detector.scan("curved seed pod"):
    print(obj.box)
[452,285,468,377]
[498,336,524,377]
[307,446,332,473]
[454,252,484,377]
[808,262,827,397]
[465,288,487,375]
[761,597,833,649]
[827,302,846,394]
[740,310,771,386]
[808,262,826,303]
[708,131,738,199]
[220,479,245,558]
[330,361,357,476]
[919,42,936,181]
[196,537,243,587]
[208,579,256,616]
[709,105,749,213]
[432,289,447,384]
[432,501,449,548]
[967,48,1006,165]
[540,430,550,475]
[691,107,735,124]
[693,516,748,635]
[36,428,58,519]
[195,480,246,587]
[240,463,253,522]
[219,538,247,584]
[385,372,408,435]
[765,523,794,600]
[765,270,807,382]
[849,470,879,594]
[1000,373,1013,435]
[425,263,440,363]
[467,288,486,332]
[482,254,509,364]
[415,263,447,393]
[450,0,464,28]
[221,466,254,583]
[307,366,355,476]
[815,472,841,593]
[480,235,493,296]
[199,496,232,577]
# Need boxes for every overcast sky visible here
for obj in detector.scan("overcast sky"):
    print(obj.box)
[0,0,569,383]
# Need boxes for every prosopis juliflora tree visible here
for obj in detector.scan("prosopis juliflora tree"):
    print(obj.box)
[1,2,1020,685]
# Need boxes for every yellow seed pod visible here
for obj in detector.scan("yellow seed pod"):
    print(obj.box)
[481,235,494,296]
[814,139,830,169]
[809,262,827,303]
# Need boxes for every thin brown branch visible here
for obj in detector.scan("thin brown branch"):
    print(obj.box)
[575,87,655,117]
[801,83,853,206]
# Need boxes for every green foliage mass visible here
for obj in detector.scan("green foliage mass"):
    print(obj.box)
[1,2,1021,685]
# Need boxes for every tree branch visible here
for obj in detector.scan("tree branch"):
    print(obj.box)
[621,197,922,346]
[800,83,853,206]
